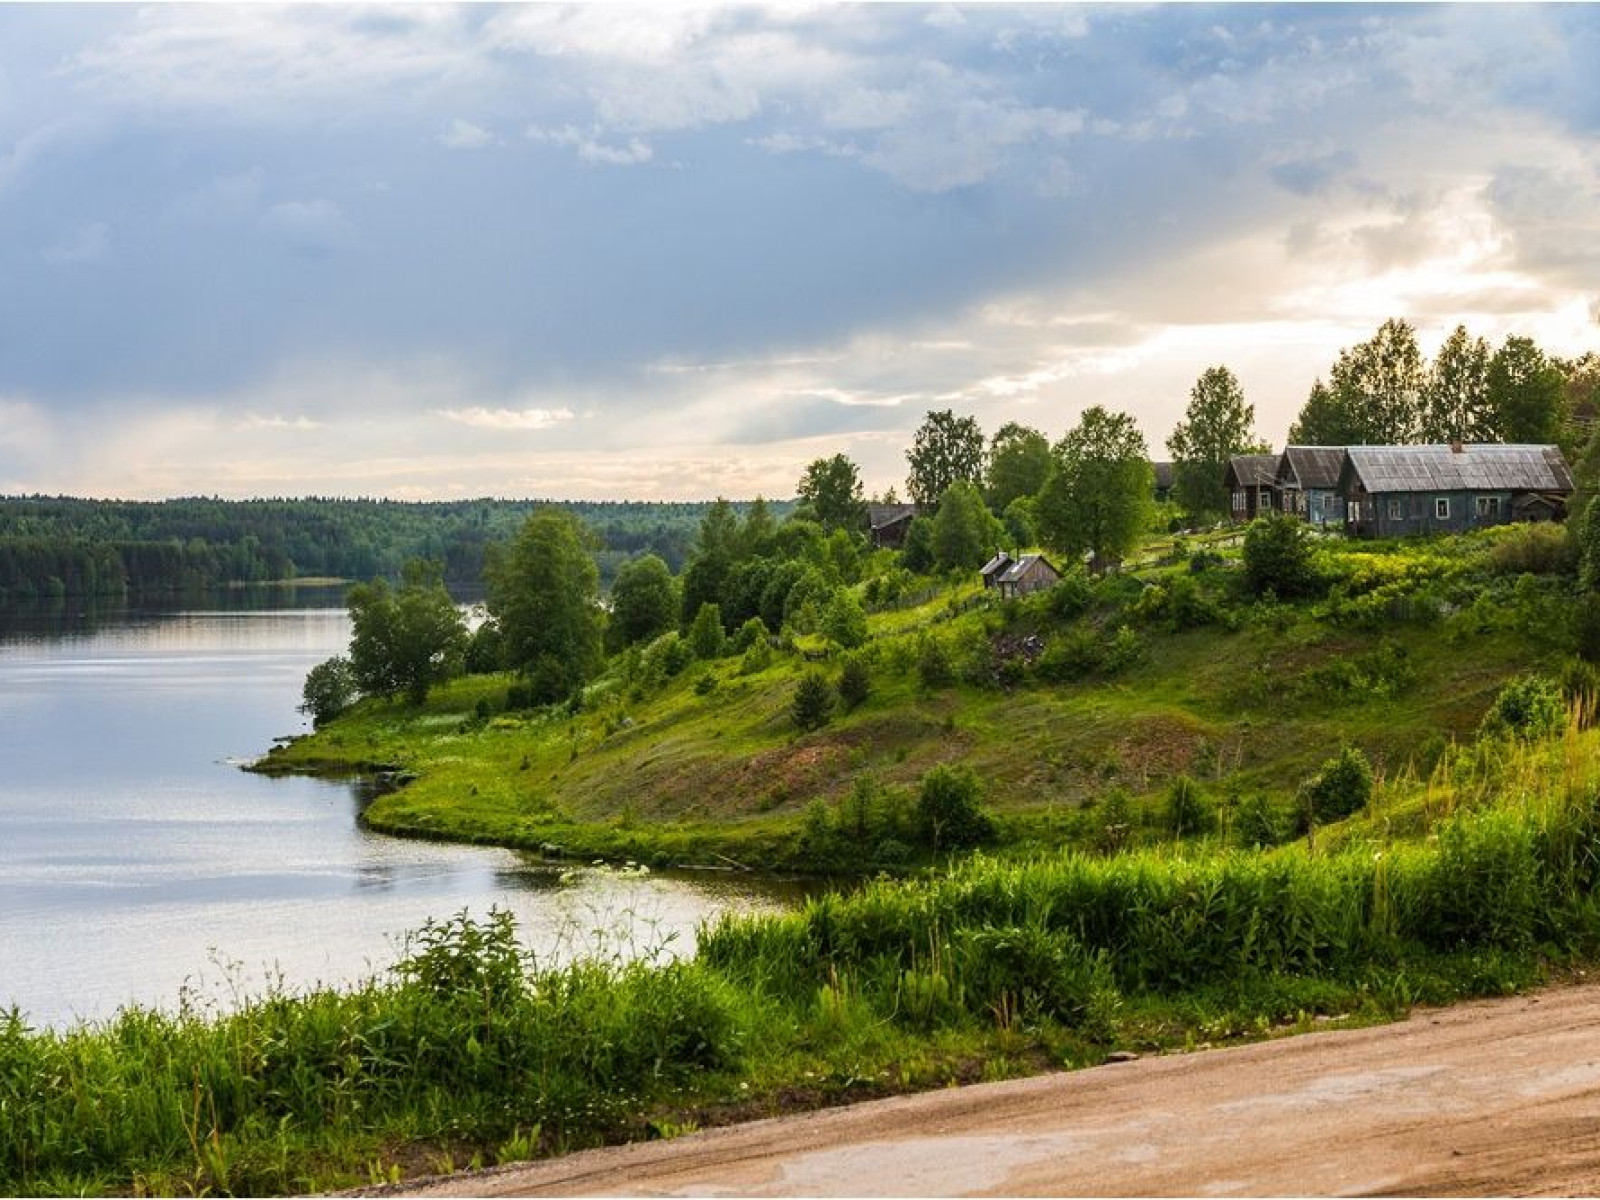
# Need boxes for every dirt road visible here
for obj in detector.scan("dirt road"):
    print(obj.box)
[407,983,1600,1196]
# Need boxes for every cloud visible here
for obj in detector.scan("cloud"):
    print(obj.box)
[42,220,110,264]
[527,124,654,165]
[260,199,351,252]
[435,406,576,431]
[239,413,323,432]
[439,118,494,150]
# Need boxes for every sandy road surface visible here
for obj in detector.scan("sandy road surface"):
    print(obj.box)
[402,983,1600,1197]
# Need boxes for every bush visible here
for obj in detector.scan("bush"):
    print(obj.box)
[641,631,693,682]
[1242,512,1322,599]
[732,616,769,653]
[687,603,726,659]
[1231,793,1283,848]
[791,671,836,731]
[1479,675,1565,742]
[464,620,506,674]
[1487,523,1577,576]
[1572,600,1600,664]
[1560,658,1600,720]
[914,765,995,851]
[917,636,955,689]
[300,656,359,726]
[692,671,717,696]
[1048,570,1092,621]
[821,589,868,649]
[1300,745,1373,824]
[1096,787,1134,853]
[738,639,774,675]
[837,655,871,710]
[1164,774,1213,838]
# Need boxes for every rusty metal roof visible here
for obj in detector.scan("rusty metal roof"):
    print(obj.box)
[1343,444,1572,494]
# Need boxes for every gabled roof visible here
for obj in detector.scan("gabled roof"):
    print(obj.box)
[868,503,919,530]
[980,551,1013,578]
[998,553,1060,584]
[1279,446,1346,491]
[1226,454,1280,488]
[1340,444,1573,495]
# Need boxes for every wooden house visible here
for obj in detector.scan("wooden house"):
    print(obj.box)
[980,551,1061,599]
[1275,446,1346,527]
[1225,454,1281,522]
[867,503,920,549]
[1339,443,1573,538]
[1151,461,1174,503]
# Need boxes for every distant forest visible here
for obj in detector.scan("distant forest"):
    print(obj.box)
[0,496,792,604]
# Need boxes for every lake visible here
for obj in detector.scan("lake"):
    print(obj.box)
[0,595,802,1028]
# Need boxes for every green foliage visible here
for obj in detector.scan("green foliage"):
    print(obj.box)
[1167,366,1261,521]
[1164,774,1213,838]
[347,561,467,704]
[821,589,868,649]
[985,422,1052,512]
[1324,318,1426,444]
[1242,512,1322,599]
[914,765,995,851]
[931,480,1003,571]
[916,635,955,689]
[1095,787,1134,853]
[1420,325,1493,443]
[1035,625,1141,681]
[796,455,868,533]
[464,620,506,674]
[900,516,936,574]
[1479,675,1565,743]
[610,555,680,647]
[1035,406,1152,570]
[640,631,693,685]
[791,671,836,731]
[1580,503,1600,593]
[1046,570,1092,620]
[837,655,871,710]
[487,512,604,705]
[300,656,359,726]
[1231,793,1284,848]
[1489,334,1566,444]
[1128,574,1218,631]
[687,603,727,659]
[1000,496,1038,549]
[906,409,986,508]
[732,616,769,653]
[1300,745,1374,824]
[1486,523,1577,576]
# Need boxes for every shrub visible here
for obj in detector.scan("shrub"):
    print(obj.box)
[641,631,693,682]
[821,589,868,649]
[299,656,359,726]
[687,603,726,659]
[917,635,955,689]
[837,655,871,710]
[1487,523,1577,576]
[1096,786,1134,853]
[1242,512,1322,599]
[1164,774,1213,838]
[1560,658,1600,721]
[791,671,836,731]
[1572,600,1600,663]
[738,639,774,675]
[1300,745,1373,824]
[1479,675,1565,743]
[1231,793,1284,848]
[914,764,995,851]
[732,616,769,653]
[464,620,506,674]
[692,671,717,696]
[1048,570,1092,621]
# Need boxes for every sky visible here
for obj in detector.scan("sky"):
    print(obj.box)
[0,3,1597,502]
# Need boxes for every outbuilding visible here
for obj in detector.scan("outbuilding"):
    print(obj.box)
[1225,454,1281,522]
[1275,446,1346,527]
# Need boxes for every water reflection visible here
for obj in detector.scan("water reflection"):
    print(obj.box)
[0,602,803,1028]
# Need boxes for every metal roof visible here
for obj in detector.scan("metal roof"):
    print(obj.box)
[997,553,1058,584]
[1343,444,1573,494]
[1280,446,1346,490]
[1226,454,1280,488]
[980,551,1013,577]
[868,503,919,530]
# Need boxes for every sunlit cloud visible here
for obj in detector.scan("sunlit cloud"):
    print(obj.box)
[435,406,576,431]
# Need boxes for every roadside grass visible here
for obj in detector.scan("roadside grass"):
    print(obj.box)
[9,716,1600,1196]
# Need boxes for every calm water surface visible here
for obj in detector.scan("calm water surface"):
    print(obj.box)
[0,598,801,1027]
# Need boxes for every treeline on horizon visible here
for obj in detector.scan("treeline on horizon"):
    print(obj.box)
[0,496,791,605]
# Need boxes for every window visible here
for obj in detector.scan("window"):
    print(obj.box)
[1435,497,1450,520]
[1347,501,1361,522]
[1476,496,1501,519]
[1387,499,1403,521]
[1232,490,1245,510]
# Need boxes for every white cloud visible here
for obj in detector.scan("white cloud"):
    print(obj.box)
[527,124,653,166]
[435,406,576,431]
[439,118,494,150]
[240,413,323,432]
[261,199,351,251]
[42,220,110,264]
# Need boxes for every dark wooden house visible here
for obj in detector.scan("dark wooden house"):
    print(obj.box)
[981,551,1061,599]
[1151,461,1174,503]
[867,503,920,549]
[1275,446,1346,527]
[1225,454,1281,522]
[1339,443,1573,538]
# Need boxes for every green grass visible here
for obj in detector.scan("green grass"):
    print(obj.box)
[258,528,1576,872]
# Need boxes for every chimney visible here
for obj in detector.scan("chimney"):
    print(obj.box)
[1450,441,1464,454]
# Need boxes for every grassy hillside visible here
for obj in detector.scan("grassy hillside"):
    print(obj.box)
[259,522,1585,871]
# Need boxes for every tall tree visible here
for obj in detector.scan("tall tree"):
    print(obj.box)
[485,510,604,704]
[1327,318,1426,444]
[1287,378,1360,446]
[931,480,1003,571]
[608,553,679,647]
[984,422,1052,512]
[1035,406,1152,570]
[1166,366,1262,520]
[680,497,742,623]
[1419,325,1493,443]
[1489,335,1566,444]
[346,559,467,705]
[740,495,777,558]
[795,456,867,533]
[906,409,986,506]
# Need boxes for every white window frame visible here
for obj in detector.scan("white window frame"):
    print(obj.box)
[1387,499,1403,521]
[1435,497,1450,520]
[1476,496,1501,518]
